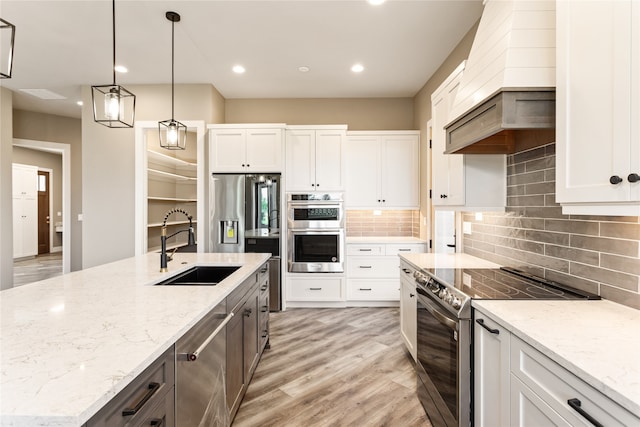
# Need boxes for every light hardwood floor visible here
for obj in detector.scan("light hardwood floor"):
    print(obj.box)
[13,252,63,286]
[233,307,430,427]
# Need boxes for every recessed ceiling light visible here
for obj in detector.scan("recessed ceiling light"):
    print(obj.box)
[351,64,364,73]
[19,89,66,100]
[232,65,246,74]
[298,66,310,73]
[114,65,128,73]
[368,0,386,5]
[77,101,83,106]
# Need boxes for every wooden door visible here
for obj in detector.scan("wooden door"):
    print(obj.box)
[37,171,50,254]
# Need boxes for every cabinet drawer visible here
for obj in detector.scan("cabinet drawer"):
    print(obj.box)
[347,257,398,278]
[385,243,425,256]
[87,346,175,427]
[510,336,638,426]
[347,279,399,300]
[346,244,384,256]
[287,277,343,301]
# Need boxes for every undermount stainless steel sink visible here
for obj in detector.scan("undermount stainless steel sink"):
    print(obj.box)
[156,266,240,286]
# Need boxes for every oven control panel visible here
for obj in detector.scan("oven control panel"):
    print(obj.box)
[413,270,467,313]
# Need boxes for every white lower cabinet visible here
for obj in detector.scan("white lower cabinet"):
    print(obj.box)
[399,264,416,361]
[473,307,640,427]
[346,241,426,305]
[286,275,345,302]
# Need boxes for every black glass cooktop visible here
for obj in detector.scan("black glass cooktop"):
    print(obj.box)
[424,266,600,301]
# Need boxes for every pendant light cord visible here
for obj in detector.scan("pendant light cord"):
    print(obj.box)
[171,17,175,120]
[112,0,116,85]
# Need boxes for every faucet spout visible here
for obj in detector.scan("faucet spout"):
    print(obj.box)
[160,209,196,272]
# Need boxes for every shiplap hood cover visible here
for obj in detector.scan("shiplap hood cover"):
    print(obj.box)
[444,0,556,154]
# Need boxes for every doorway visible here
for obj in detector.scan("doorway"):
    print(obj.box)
[37,170,51,254]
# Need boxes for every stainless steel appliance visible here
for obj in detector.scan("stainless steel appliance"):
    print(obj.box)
[404,265,600,427]
[210,173,282,310]
[287,193,344,273]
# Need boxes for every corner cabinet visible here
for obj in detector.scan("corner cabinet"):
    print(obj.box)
[285,125,347,192]
[399,260,417,362]
[345,131,420,209]
[431,62,506,211]
[208,124,285,173]
[556,0,640,215]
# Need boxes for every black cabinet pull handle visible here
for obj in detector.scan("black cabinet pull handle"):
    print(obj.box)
[150,418,164,426]
[309,287,322,290]
[628,173,640,183]
[402,268,411,274]
[244,308,252,317]
[567,398,604,427]
[122,382,161,416]
[359,248,372,252]
[476,319,499,334]
[359,265,373,269]
[359,288,372,291]
[261,306,268,313]
[409,293,415,298]
[261,285,268,292]
[610,175,623,184]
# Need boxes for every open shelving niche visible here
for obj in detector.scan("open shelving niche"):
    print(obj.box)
[134,121,206,255]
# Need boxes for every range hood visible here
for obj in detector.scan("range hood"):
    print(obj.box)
[444,0,556,154]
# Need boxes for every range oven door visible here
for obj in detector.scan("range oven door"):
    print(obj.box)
[287,229,344,273]
[415,287,470,427]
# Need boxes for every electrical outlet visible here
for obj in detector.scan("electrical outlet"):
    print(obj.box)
[475,212,483,221]
[463,221,472,235]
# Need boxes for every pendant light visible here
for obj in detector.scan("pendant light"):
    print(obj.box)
[0,18,15,79]
[159,11,186,150]
[91,0,135,128]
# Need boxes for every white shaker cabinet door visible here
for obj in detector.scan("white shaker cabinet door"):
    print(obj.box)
[345,135,380,207]
[285,130,317,191]
[209,130,247,172]
[381,134,419,208]
[314,130,345,191]
[245,128,283,172]
[556,0,640,214]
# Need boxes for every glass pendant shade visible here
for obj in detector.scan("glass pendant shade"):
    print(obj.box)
[91,0,135,128]
[159,119,187,150]
[92,84,136,127]
[0,17,15,79]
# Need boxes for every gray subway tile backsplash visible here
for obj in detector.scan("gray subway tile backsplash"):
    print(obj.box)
[462,143,640,310]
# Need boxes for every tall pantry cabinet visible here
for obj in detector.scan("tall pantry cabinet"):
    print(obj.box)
[12,163,39,258]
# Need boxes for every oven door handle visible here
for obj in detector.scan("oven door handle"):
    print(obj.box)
[416,288,458,331]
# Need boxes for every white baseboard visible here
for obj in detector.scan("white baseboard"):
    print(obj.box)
[51,246,62,253]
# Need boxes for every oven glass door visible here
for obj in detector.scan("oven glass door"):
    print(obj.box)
[288,230,344,272]
[416,287,459,426]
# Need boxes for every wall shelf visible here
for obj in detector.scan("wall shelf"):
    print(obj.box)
[147,149,196,169]
[148,168,196,182]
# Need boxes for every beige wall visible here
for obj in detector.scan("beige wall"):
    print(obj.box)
[12,147,63,248]
[12,110,82,270]
[412,21,479,241]
[81,84,224,269]
[225,98,414,130]
[0,87,13,289]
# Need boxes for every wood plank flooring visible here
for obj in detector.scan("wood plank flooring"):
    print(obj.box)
[13,252,63,286]
[233,307,430,427]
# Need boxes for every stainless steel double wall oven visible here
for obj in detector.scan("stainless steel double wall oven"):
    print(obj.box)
[286,193,344,273]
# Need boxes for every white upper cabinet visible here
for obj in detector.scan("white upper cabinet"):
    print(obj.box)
[556,0,640,215]
[431,62,506,210]
[345,131,420,209]
[208,125,284,173]
[285,126,346,192]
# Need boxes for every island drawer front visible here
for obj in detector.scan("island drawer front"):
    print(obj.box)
[347,257,398,278]
[385,243,426,256]
[347,279,399,300]
[228,274,257,313]
[87,346,176,427]
[346,244,384,256]
[510,336,639,427]
[288,277,343,301]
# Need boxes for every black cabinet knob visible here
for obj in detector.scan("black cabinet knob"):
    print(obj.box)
[440,194,448,198]
[628,173,640,183]
[610,175,623,184]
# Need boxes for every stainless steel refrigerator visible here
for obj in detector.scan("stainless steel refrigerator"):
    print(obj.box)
[210,173,281,310]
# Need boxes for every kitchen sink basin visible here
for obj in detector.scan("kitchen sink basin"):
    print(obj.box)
[156,266,240,286]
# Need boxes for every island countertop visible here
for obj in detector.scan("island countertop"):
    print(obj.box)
[0,252,270,427]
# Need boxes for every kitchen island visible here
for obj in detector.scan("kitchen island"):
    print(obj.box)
[0,252,270,427]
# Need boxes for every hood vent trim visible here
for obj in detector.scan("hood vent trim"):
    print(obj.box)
[444,88,555,154]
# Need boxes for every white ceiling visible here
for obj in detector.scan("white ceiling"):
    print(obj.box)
[0,0,483,118]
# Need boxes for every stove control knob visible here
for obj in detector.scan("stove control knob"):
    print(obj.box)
[438,288,448,300]
[451,297,462,309]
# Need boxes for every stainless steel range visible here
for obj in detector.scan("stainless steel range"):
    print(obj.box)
[407,264,600,427]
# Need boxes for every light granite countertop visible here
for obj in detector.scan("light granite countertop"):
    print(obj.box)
[473,299,640,417]
[399,252,502,269]
[346,236,427,244]
[0,252,270,427]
